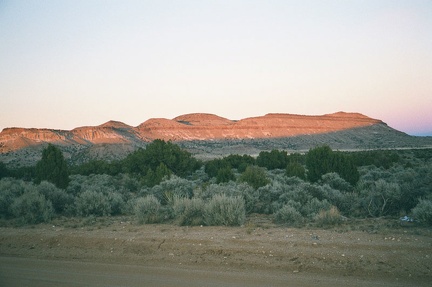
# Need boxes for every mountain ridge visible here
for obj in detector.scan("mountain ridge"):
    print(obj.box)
[2,111,432,167]
[0,112,381,152]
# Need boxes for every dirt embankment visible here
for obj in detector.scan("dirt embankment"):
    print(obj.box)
[0,217,431,286]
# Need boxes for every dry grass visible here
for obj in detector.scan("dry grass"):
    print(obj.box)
[315,206,343,227]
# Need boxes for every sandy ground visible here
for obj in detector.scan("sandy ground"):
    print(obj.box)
[0,216,431,286]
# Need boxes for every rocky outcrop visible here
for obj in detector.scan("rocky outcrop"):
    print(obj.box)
[0,112,382,152]
[136,112,381,141]
[0,128,79,151]
[0,121,139,152]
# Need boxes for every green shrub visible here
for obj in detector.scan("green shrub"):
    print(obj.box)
[321,185,359,216]
[216,166,235,183]
[0,162,9,179]
[276,182,313,207]
[285,162,306,179]
[204,158,230,178]
[123,139,200,178]
[412,200,432,225]
[66,175,85,195]
[37,181,72,214]
[274,202,303,225]
[135,195,161,224]
[359,179,402,217]
[224,154,255,172]
[75,190,111,216]
[315,206,343,227]
[10,191,54,224]
[142,163,172,187]
[257,150,289,170]
[199,182,258,215]
[151,175,195,205]
[35,144,69,188]
[320,172,352,192]
[0,178,29,218]
[306,146,359,185]
[66,174,114,195]
[173,197,205,226]
[256,176,312,215]
[257,186,280,214]
[106,191,126,215]
[239,166,270,189]
[204,195,245,226]
[301,198,331,219]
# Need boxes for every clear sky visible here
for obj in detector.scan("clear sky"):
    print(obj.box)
[1,0,431,136]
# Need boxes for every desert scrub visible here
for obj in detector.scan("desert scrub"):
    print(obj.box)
[75,190,111,216]
[204,195,246,226]
[135,195,161,224]
[315,206,343,227]
[199,182,258,214]
[37,181,73,214]
[320,172,353,192]
[106,191,126,215]
[301,198,331,219]
[274,201,303,226]
[0,178,38,218]
[10,190,54,224]
[412,199,432,226]
[358,179,402,217]
[239,166,270,189]
[151,175,195,204]
[173,197,205,226]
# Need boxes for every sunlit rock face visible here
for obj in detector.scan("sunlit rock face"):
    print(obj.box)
[135,112,381,141]
[0,112,381,152]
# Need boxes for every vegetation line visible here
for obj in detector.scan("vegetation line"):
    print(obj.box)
[1,141,431,227]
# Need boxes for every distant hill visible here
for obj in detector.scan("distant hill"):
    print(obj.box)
[1,112,431,166]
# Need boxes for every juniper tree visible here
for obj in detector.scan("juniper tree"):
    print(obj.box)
[35,144,69,189]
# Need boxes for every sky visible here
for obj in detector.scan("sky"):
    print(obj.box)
[1,0,431,136]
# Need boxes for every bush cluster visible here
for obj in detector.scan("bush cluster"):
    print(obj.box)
[1,143,431,227]
[135,194,246,227]
[412,200,432,225]
[10,190,54,224]
[204,195,246,226]
[135,195,161,224]
[173,197,205,226]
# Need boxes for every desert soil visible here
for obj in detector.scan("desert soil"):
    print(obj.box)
[0,216,431,286]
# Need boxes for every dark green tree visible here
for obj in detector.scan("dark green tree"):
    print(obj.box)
[306,146,334,182]
[256,150,289,170]
[142,163,172,187]
[285,162,306,179]
[70,160,110,176]
[239,166,270,189]
[306,145,359,185]
[205,154,255,179]
[35,144,69,189]
[123,140,200,177]
[10,166,36,181]
[0,162,9,179]
[205,158,230,178]
[350,150,400,169]
[287,152,306,165]
[334,152,360,185]
[224,154,255,172]
[216,166,235,183]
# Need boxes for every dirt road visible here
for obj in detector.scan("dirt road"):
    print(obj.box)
[0,217,431,286]
[0,256,420,287]
[0,256,293,287]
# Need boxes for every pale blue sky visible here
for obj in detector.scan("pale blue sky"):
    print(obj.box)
[1,0,431,135]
